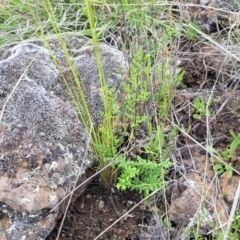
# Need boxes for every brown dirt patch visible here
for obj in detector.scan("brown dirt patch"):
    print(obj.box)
[47,181,150,240]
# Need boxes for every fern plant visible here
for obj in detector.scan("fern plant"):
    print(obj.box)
[116,154,173,196]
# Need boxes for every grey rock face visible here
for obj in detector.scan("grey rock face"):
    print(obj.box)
[0,39,128,239]
[73,43,127,123]
[56,37,129,123]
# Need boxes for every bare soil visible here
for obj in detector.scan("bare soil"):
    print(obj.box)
[47,181,152,240]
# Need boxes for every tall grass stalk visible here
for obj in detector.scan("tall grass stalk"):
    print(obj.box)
[3,1,240,239]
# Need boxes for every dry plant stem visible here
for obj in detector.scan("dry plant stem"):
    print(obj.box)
[169,119,240,176]
[206,180,240,236]
[50,139,150,214]
[111,191,120,217]
[0,52,39,122]
[224,180,240,240]
[56,124,93,240]
[211,176,227,233]
[93,186,165,240]
[50,156,118,214]
[207,208,240,235]
[209,95,231,124]
[188,24,240,62]
[89,2,235,14]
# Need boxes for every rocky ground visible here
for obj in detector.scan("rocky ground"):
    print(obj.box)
[1,1,240,239]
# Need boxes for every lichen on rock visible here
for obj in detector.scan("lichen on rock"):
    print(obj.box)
[0,38,128,239]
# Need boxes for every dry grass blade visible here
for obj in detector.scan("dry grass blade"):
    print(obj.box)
[93,186,165,240]
[188,24,240,62]
[224,180,240,240]
[55,123,94,240]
